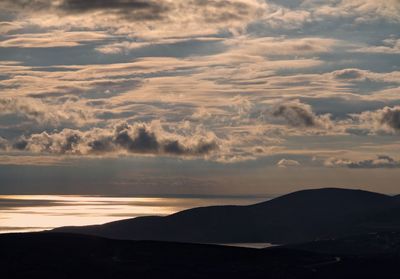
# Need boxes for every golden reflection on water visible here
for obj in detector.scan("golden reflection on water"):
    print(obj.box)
[0,195,266,233]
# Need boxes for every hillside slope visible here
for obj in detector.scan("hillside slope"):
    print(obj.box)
[54,188,400,243]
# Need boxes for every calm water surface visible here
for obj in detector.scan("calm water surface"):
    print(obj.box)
[0,195,270,233]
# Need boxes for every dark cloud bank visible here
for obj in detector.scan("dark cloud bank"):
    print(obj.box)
[12,122,219,157]
[379,106,400,131]
[1,0,168,21]
[270,101,332,128]
[60,0,169,20]
[1,0,258,22]
[354,106,400,133]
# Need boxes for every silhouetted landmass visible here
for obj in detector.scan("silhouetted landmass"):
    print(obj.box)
[3,188,400,278]
[54,188,400,243]
[2,231,400,279]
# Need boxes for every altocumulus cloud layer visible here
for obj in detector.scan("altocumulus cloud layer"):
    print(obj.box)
[0,0,400,169]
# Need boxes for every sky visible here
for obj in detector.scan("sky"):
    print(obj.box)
[0,0,400,195]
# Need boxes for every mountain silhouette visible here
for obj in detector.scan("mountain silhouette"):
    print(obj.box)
[54,188,400,243]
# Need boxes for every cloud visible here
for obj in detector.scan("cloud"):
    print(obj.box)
[0,0,399,169]
[261,5,311,29]
[0,97,91,128]
[225,36,338,57]
[1,0,267,37]
[277,158,300,168]
[59,0,169,21]
[60,0,161,12]
[0,137,9,151]
[325,155,400,168]
[2,0,399,43]
[0,22,22,35]
[0,31,110,48]
[352,106,400,133]
[13,121,220,158]
[269,100,332,128]
[354,37,400,54]
[1,0,168,20]
[95,37,223,54]
[332,68,366,80]
[312,0,400,23]
[331,68,400,83]
[378,107,400,131]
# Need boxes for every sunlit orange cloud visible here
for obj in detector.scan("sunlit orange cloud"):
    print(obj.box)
[0,0,399,180]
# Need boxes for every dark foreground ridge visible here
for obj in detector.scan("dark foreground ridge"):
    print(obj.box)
[54,188,400,243]
[2,231,400,279]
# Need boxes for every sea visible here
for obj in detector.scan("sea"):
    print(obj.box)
[0,195,272,235]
